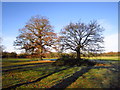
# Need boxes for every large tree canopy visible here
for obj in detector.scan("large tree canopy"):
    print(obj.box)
[14,15,57,59]
[60,21,104,59]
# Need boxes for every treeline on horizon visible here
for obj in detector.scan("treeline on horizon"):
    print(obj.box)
[1,51,120,58]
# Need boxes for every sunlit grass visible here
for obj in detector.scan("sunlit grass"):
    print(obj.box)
[67,68,118,88]
[2,58,55,67]
[2,58,57,61]
[17,66,82,88]
[2,57,119,89]
[2,64,66,88]
[83,56,119,60]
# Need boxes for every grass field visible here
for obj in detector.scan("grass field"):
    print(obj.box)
[84,56,119,60]
[2,56,120,89]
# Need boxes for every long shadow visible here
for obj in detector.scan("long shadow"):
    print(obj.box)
[3,63,119,89]
[93,65,119,72]
[3,62,50,69]
[49,64,119,89]
[2,63,52,72]
[5,59,56,62]
[49,66,92,89]
[2,66,71,89]
[89,59,120,64]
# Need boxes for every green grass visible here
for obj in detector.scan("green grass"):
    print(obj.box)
[2,56,119,67]
[1,57,56,60]
[17,66,82,88]
[67,68,118,88]
[2,58,31,60]
[2,63,67,88]
[83,56,119,60]
[2,58,56,67]
[2,57,120,88]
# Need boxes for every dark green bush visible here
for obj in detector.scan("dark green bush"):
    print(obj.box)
[2,52,17,58]
[78,59,97,66]
[53,57,97,66]
[52,54,97,66]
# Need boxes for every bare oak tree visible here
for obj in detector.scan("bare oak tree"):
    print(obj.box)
[60,21,104,59]
[0,37,4,57]
[14,15,57,60]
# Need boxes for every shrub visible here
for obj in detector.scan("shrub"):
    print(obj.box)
[17,53,29,58]
[52,55,97,66]
[2,52,17,58]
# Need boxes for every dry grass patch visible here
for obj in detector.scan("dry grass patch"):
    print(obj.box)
[95,63,111,66]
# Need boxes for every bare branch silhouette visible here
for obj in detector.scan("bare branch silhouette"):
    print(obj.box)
[60,20,104,59]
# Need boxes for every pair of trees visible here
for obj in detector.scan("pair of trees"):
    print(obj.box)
[14,15,104,60]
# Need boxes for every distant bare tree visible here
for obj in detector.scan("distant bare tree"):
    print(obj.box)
[0,37,4,58]
[60,21,104,59]
[14,15,57,60]
[0,38,4,52]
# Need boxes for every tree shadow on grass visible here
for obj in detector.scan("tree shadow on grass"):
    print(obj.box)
[49,66,92,89]
[93,64,119,72]
[2,63,52,72]
[3,62,50,69]
[3,63,118,89]
[2,66,71,89]
[48,64,119,89]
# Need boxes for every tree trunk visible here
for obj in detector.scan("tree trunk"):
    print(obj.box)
[40,47,43,60]
[40,52,42,60]
[39,37,43,60]
[77,50,81,59]
[40,54,42,60]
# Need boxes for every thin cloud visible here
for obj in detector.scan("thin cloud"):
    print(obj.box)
[2,36,22,53]
[98,19,117,34]
[104,33,118,52]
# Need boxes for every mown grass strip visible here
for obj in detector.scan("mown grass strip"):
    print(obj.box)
[2,62,54,71]
[67,65,119,88]
[2,59,55,67]
[17,66,82,88]
[2,65,69,89]
[50,66,92,89]
[83,56,119,60]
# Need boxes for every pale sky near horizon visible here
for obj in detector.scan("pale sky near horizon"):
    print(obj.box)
[1,2,118,53]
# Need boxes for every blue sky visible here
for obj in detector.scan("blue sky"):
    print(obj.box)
[2,2,118,53]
